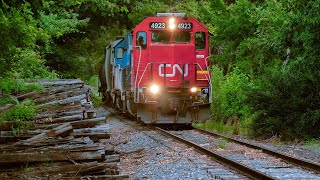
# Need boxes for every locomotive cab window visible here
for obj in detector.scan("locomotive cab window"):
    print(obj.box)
[151,31,170,43]
[174,31,191,43]
[136,32,147,49]
[116,47,124,60]
[195,32,206,50]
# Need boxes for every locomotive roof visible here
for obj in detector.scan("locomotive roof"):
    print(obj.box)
[106,39,123,49]
[133,15,208,32]
[156,13,186,18]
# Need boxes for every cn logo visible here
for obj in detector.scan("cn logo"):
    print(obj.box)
[158,64,189,77]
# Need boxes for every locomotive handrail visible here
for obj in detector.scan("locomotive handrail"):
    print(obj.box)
[134,46,142,103]
[195,63,211,84]
[136,62,151,103]
[204,56,213,103]
[205,56,211,73]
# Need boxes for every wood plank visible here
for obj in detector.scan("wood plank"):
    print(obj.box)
[34,110,83,119]
[65,175,129,180]
[0,136,75,153]
[43,83,84,95]
[16,91,39,101]
[71,117,106,129]
[24,123,73,144]
[73,132,110,140]
[0,130,46,142]
[72,127,110,140]
[32,123,63,130]
[38,94,87,108]
[37,103,82,114]
[54,114,83,122]
[35,114,83,124]
[1,130,47,137]
[28,144,114,155]
[0,121,18,131]
[28,79,84,86]
[26,162,119,176]
[0,136,30,143]
[0,152,117,165]
[34,87,89,104]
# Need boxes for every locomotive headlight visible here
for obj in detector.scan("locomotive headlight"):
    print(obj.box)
[169,18,175,30]
[169,24,176,30]
[191,87,197,93]
[150,84,160,94]
[169,18,175,24]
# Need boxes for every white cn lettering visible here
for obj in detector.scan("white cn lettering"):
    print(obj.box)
[159,64,188,77]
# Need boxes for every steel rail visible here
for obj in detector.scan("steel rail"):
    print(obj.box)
[155,127,275,180]
[195,128,320,174]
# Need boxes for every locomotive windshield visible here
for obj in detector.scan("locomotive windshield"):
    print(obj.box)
[173,31,191,43]
[151,31,191,44]
[151,31,170,43]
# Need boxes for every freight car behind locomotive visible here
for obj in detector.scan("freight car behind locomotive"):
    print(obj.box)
[99,13,211,124]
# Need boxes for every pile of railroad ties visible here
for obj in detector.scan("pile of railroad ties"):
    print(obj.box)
[0,79,128,179]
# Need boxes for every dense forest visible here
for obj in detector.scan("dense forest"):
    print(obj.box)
[0,0,319,141]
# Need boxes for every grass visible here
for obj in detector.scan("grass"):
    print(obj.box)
[0,78,43,95]
[305,139,320,150]
[0,95,18,106]
[23,163,29,173]
[85,75,103,107]
[217,137,228,149]
[0,99,36,133]
[193,120,237,134]
[0,79,41,133]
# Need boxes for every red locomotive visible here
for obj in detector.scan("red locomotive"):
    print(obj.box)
[99,13,211,124]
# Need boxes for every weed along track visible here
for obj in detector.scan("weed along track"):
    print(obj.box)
[0,79,128,179]
[156,128,320,179]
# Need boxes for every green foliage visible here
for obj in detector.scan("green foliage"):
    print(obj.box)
[87,75,102,107]
[11,49,57,79]
[48,25,122,80]
[194,120,235,134]
[248,59,320,140]
[0,96,16,106]
[0,99,36,132]
[222,68,251,119]
[190,0,320,140]
[210,66,224,122]
[0,0,88,79]
[217,138,228,149]
[128,0,168,26]
[88,75,99,88]
[0,99,36,122]
[0,79,43,94]
[92,92,102,107]
[211,66,251,123]
[247,0,320,140]
[305,139,320,150]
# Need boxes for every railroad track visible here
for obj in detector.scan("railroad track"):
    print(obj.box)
[155,127,320,179]
[107,115,247,179]
[195,128,320,173]
[104,109,320,179]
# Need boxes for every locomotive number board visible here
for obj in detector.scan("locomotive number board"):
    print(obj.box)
[149,22,193,30]
[149,22,166,29]
[177,22,193,30]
